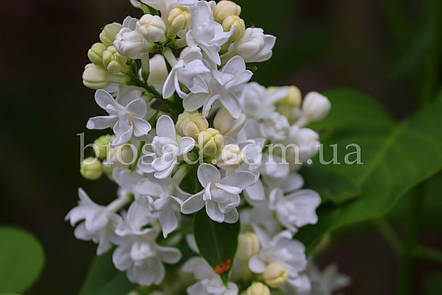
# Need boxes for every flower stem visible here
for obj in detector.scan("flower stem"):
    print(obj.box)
[374,218,401,256]
[398,184,423,295]
[415,246,442,265]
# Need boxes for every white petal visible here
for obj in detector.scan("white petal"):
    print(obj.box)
[221,172,256,190]
[125,98,147,117]
[157,246,182,264]
[132,117,151,137]
[95,89,117,110]
[86,116,117,130]
[183,92,207,112]
[181,192,205,214]
[197,164,221,187]
[249,256,267,273]
[156,115,176,139]
[206,201,224,223]
[220,94,241,119]
[178,137,195,154]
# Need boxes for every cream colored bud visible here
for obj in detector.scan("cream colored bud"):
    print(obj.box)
[198,128,224,158]
[82,64,110,89]
[100,23,122,46]
[138,14,166,43]
[176,111,209,139]
[88,43,107,65]
[236,232,260,261]
[214,0,241,23]
[102,46,129,73]
[222,15,245,42]
[80,157,103,180]
[167,6,192,37]
[263,263,289,288]
[246,282,270,295]
[219,144,243,168]
[82,64,128,90]
[93,135,116,159]
[213,108,246,136]
[277,86,302,108]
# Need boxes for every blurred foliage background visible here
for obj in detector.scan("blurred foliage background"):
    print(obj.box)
[0,0,441,294]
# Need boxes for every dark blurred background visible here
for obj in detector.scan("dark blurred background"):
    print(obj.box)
[1,0,441,294]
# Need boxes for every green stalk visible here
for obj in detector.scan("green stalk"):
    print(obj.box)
[398,185,423,295]
[379,0,410,50]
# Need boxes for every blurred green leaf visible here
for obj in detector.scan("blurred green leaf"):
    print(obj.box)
[298,89,442,253]
[193,210,240,285]
[79,251,134,295]
[422,271,442,295]
[0,227,44,293]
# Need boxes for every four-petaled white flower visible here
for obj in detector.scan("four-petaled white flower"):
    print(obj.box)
[183,56,252,119]
[181,163,255,223]
[249,228,308,291]
[186,1,232,65]
[163,46,210,98]
[113,196,181,286]
[87,89,151,146]
[135,168,190,237]
[138,115,195,179]
[182,257,239,295]
[65,188,122,255]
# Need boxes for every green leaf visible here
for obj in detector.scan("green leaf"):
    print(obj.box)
[298,89,442,253]
[79,251,134,295]
[193,210,240,285]
[422,271,442,295]
[0,227,45,293]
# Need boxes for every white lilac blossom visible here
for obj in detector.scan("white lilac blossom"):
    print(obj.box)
[163,46,210,98]
[113,197,181,285]
[186,1,232,65]
[183,55,252,118]
[86,89,151,146]
[65,188,124,255]
[138,115,195,179]
[181,163,255,223]
[69,1,348,293]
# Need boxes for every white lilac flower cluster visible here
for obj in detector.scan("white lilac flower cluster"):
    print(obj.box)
[68,1,349,294]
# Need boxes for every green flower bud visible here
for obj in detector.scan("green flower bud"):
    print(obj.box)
[263,263,288,288]
[102,46,129,73]
[246,282,270,295]
[198,128,224,158]
[213,0,241,23]
[176,111,209,139]
[82,63,128,90]
[100,23,122,46]
[80,157,103,180]
[93,135,116,159]
[222,15,245,43]
[88,43,107,65]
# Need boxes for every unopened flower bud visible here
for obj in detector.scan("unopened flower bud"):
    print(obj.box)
[93,135,116,159]
[213,0,241,23]
[148,54,169,89]
[219,144,243,168]
[102,46,129,73]
[176,111,209,139]
[263,263,288,288]
[198,128,224,158]
[88,43,107,65]
[100,23,122,46]
[237,232,260,261]
[138,14,166,43]
[167,6,192,37]
[301,92,331,123]
[222,15,245,43]
[234,28,275,63]
[114,28,151,59]
[213,108,246,136]
[277,86,301,108]
[246,282,270,295]
[82,64,128,90]
[80,157,103,180]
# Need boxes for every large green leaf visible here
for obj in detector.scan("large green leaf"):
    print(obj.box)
[79,251,134,295]
[297,89,442,253]
[0,227,45,293]
[193,210,240,285]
